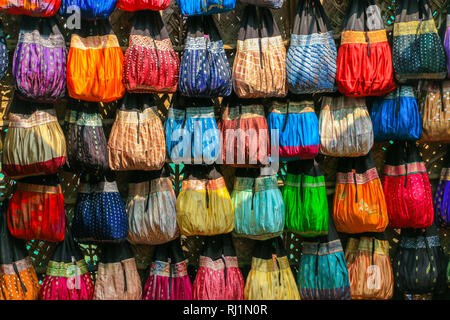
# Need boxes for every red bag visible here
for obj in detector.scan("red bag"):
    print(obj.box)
[117,0,170,11]
[382,141,434,229]
[336,0,396,97]
[123,10,179,94]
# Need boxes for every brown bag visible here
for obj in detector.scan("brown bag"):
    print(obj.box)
[419,80,450,143]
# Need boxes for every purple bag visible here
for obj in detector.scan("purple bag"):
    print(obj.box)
[13,16,67,103]
[434,145,450,228]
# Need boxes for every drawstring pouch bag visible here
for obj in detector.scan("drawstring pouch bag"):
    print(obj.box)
[64,101,109,175]
[232,167,285,240]
[286,0,337,94]
[67,19,125,102]
[13,16,67,103]
[283,159,328,237]
[0,20,8,80]
[393,225,448,300]
[2,100,66,179]
[127,166,179,245]
[393,0,447,82]
[93,242,142,300]
[176,165,234,236]
[0,0,61,16]
[179,16,232,98]
[382,141,434,229]
[124,10,180,94]
[193,234,244,300]
[345,232,394,300]
[108,93,166,171]
[117,0,171,11]
[232,6,287,98]
[297,214,351,300]
[434,145,450,228]
[239,0,283,9]
[319,96,374,157]
[72,173,128,243]
[244,236,300,300]
[7,174,65,242]
[371,86,422,142]
[336,0,396,97]
[164,97,220,165]
[59,0,116,19]
[218,95,270,167]
[40,225,94,300]
[176,0,235,16]
[418,80,450,143]
[0,200,40,300]
[267,99,320,161]
[333,153,388,234]
[142,239,193,300]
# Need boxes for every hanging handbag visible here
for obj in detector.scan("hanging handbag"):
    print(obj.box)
[193,234,244,300]
[0,20,8,80]
[13,16,67,103]
[179,15,232,97]
[124,10,180,94]
[0,0,61,17]
[176,0,235,16]
[233,5,287,98]
[59,0,116,19]
[433,145,450,228]
[382,141,434,229]
[117,0,170,11]
[67,19,125,102]
[393,0,447,82]
[286,0,337,94]
[0,201,40,300]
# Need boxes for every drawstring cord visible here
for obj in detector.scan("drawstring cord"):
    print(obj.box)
[152,39,161,70]
[220,255,227,289]
[300,174,304,203]
[371,238,375,266]
[314,241,320,279]
[365,31,370,57]
[272,254,281,286]
[353,171,358,203]
[136,111,140,144]
[396,88,401,117]
[404,163,408,188]
[282,105,290,132]
[72,256,80,291]
[236,105,242,131]
[168,258,173,299]
[121,261,128,292]
[12,263,27,293]
[205,180,210,209]
[251,179,255,211]
[422,234,436,284]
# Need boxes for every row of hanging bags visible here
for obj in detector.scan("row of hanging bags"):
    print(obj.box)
[393,0,447,82]
[59,0,116,19]
[233,5,286,98]
[382,141,434,229]
[142,238,193,300]
[286,0,337,94]
[336,0,396,97]
[0,0,61,17]
[177,0,235,16]
[123,10,180,94]
[117,0,171,11]
[434,145,450,228]
[0,200,40,300]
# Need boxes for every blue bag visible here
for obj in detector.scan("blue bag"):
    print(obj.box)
[177,0,235,16]
[59,0,117,19]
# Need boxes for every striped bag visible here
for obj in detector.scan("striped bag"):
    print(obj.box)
[286,0,337,94]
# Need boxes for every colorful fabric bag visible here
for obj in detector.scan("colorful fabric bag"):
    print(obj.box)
[117,0,170,11]
[0,0,61,16]
[142,239,193,300]
[64,101,109,175]
[297,214,351,300]
[72,174,128,243]
[13,16,67,103]
[283,159,328,237]
[176,0,235,16]
[371,86,422,142]
[333,153,388,234]
[193,234,244,300]
[244,236,300,300]
[59,0,116,19]
[233,6,286,98]
[267,99,320,161]
[0,201,40,300]
[239,0,283,9]
[345,233,394,300]
[418,80,450,143]
[393,225,448,300]
[382,141,434,229]
[286,0,337,94]
[336,0,396,97]
[319,96,373,157]
[232,167,285,240]
[40,225,94,300]
[67,19,125,102]
[0,20,8,80]
[124,10,179,94]
[393,0,447,82]
[126,166,179,245]
[218,95,270,167]
[93,242,142,300]
[179,16,232,98]
[2,101,66,179]
[7,175,65,242]
[434,146,450,228]
[176,165,234,236]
